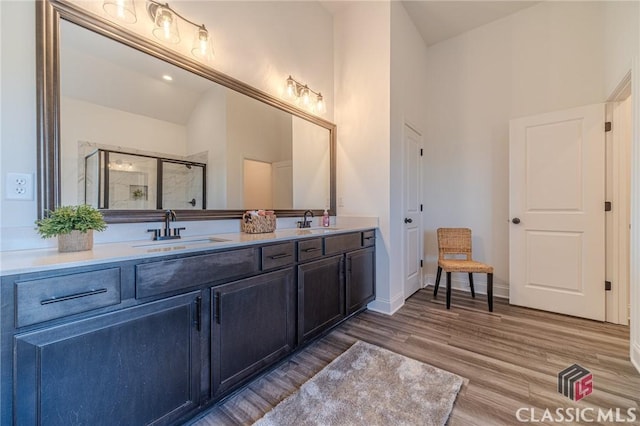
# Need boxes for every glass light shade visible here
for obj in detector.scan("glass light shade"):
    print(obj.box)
[191,26,214,62]
[300,86,311,106]
[103,0,137,24]
[152,6,180,44]
[285,77,297,100]
[315,93,326,114]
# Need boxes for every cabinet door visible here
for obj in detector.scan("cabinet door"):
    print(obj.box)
[14,292,202,426]
[346,247,376,315]
[211,268,295,396]
[298,255,344,343]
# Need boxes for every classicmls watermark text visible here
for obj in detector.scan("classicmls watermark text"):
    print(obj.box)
[515,407,637,423]
[514,364,637,423]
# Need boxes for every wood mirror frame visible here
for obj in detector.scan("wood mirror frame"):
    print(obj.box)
[36,0,336,223]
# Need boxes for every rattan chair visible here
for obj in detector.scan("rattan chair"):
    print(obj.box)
[433,228,494,311]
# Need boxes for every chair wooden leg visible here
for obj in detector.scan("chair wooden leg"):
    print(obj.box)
[468,273,475,298]
[487,273,494,312]
[446,271,452,309]
[434,267,442,297]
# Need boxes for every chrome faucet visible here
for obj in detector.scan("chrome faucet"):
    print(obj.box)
[298,210,314,228]
[147,209,185,240]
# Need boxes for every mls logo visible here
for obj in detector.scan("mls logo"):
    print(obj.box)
[558,364,593,401]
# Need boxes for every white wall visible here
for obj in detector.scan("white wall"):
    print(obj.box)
[603,2,640,98]
[187,86,228,209]
[226,90,291,209]
[334,2,393,312]
[1,1,37,236]
[390,3,429,302]
[423,1,608,295]
[292,117,330,210]
[0,0,334,250]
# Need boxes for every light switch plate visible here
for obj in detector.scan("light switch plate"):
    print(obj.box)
[5,172,34,200]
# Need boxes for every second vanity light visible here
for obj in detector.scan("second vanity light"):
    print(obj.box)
[102,0,215,63]
[285,76,327,115]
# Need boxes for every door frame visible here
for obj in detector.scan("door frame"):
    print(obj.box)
[402,121,424,299]
[605,74,632,325]
[626,57,640,373]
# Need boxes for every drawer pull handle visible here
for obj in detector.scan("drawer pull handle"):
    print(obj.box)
[303,247,321,253]
[269,253,292,260]
[40,288,108,305]
[364,236,374,240]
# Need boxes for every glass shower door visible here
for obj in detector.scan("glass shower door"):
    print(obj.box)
[162,161,205,209]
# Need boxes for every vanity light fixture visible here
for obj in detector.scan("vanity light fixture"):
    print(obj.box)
[104,0,215,62]
[145,0,214,62]
[284,75,326,115]
[103,0,137,24]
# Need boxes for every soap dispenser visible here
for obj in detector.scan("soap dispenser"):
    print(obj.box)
[322,209,330,227]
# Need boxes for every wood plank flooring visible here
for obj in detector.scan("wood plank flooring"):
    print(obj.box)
[188,289,640,425]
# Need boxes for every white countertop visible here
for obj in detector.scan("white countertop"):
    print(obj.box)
[0,219,378,276]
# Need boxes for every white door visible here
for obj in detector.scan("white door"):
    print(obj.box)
[509,104,605,320]
[404,124,423,299]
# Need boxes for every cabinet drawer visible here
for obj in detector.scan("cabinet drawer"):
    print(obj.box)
[324,232,362,255]
[362,230,376,247]
[136,248,259,298]
[297,238,324,262]
[15,268,121,328]
[261,242,295,270]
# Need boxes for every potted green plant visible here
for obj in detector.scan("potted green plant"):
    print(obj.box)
[35,205,107,252]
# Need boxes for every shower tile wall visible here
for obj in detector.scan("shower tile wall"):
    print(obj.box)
[162,162,204,209]
[108,154,157,209]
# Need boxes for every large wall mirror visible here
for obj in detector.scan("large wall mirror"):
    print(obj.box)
[37,0,336,223]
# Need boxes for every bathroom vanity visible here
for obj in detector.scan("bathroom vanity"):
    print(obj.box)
[0,228,375,425]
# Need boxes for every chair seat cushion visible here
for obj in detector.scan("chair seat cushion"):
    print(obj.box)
[438,259,494,274]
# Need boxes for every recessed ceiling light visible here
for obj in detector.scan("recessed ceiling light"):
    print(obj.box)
[162,74,173,81]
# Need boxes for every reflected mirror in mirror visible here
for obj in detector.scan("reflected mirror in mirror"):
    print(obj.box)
[59,18,331,212]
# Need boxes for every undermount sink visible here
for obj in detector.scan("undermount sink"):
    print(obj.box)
[132,237,230,252]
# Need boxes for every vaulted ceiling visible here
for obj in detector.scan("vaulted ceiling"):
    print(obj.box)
[401,1,539,46]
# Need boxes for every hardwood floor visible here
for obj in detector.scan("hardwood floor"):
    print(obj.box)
[189,289,640,425]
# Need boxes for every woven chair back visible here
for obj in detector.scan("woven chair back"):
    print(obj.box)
[437,228,472,261]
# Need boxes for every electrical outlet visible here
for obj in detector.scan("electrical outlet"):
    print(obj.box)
[5,172,34,200]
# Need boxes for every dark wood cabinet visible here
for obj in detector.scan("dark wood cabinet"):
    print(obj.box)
[298,255,345,343]
[13,291,202,426]
[2,229,376,425]
[211,268,296,396]
[346,247,376,314]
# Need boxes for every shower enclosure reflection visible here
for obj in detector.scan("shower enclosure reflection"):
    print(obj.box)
[84,149,206,210]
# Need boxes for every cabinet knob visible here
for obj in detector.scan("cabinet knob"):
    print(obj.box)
[512,217,521,224]
[404,218,413,224]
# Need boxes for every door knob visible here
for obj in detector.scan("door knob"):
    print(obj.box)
[512,217,521,224]
[404,218,413,224]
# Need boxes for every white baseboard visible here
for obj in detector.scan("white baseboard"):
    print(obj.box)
[424,273,509,299]
[368,292,404,315]
[632,342,640,374]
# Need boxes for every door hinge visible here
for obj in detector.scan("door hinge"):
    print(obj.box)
[420,204,423,212]
[420,148,423,156]
[605,201,612,212]
[605,281,612,291]
[605,122,612,132]
[420,259,423,268]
